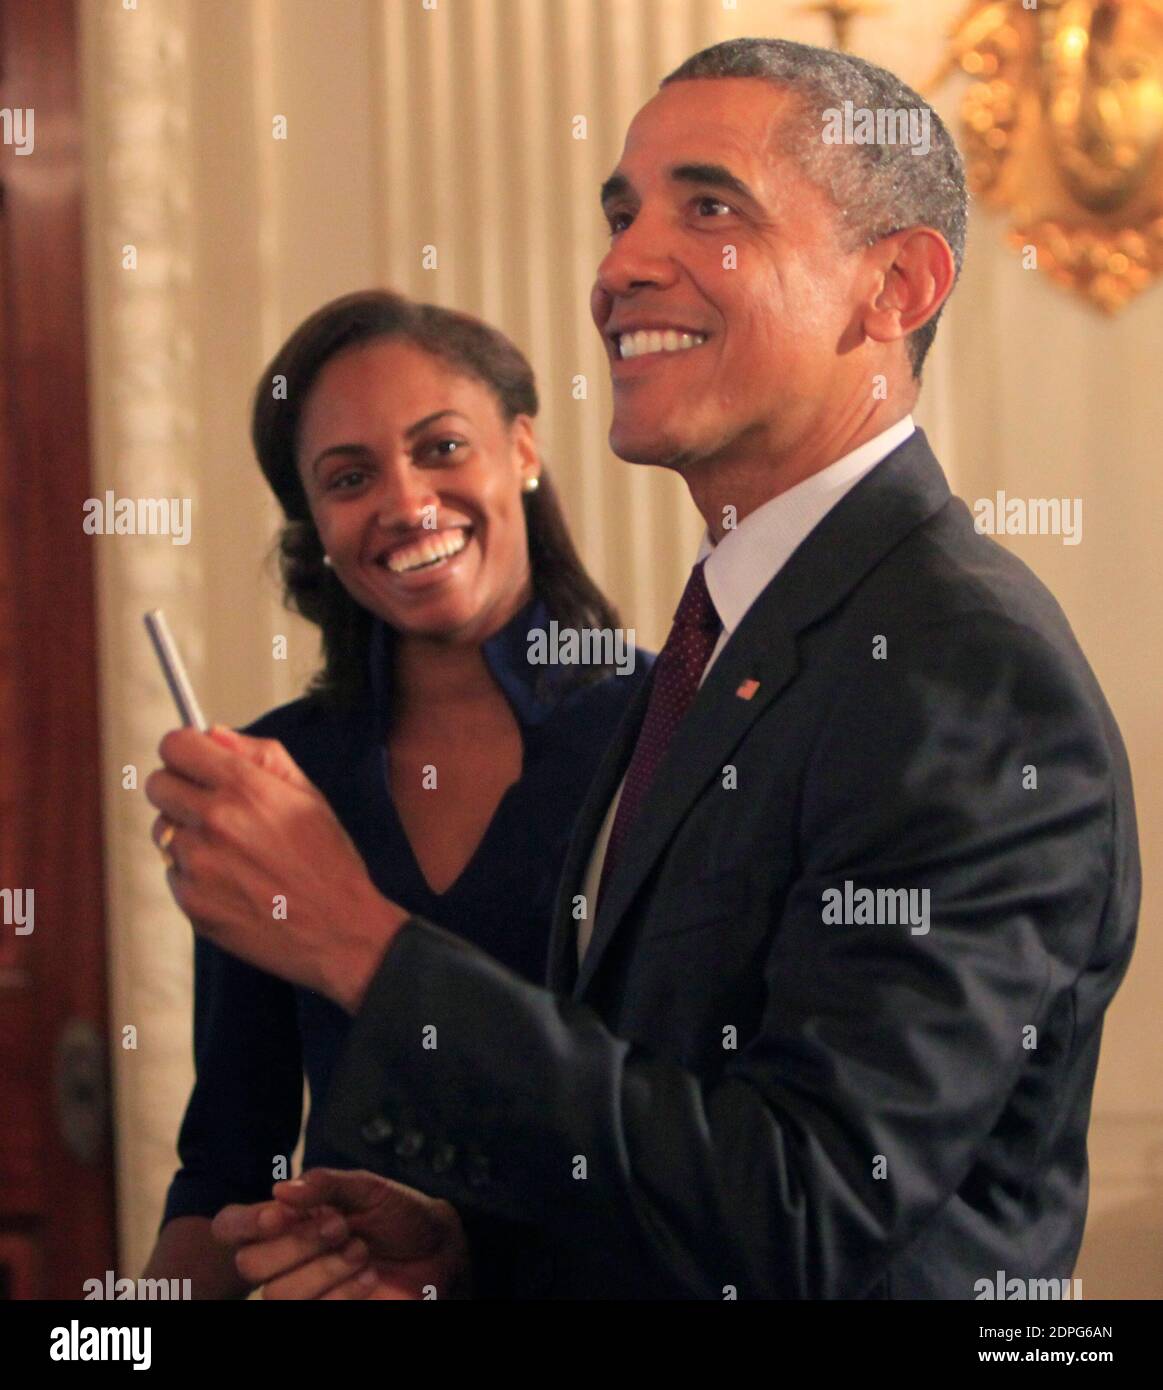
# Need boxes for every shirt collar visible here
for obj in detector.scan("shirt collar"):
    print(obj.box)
[367,592,564,731]
[698,415,916,637]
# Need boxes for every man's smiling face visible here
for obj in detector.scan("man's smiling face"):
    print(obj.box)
[591,78,867,474]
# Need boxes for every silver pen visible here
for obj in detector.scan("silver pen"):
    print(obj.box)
[143,609,208,732]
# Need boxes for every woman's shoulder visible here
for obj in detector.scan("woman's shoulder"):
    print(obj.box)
[555,647,654,721]
[242,693,329,740]
[239,692,365,761]
[238,693,375,802]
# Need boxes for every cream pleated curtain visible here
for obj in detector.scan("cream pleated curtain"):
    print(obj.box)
[80,0,1162,1292]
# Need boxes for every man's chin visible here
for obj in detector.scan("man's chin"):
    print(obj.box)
[608,424,695,471]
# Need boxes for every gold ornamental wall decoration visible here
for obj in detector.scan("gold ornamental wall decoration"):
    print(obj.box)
[929,0,1163,312]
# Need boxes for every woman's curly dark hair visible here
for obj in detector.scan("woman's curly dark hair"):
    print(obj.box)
[251,289,622,708]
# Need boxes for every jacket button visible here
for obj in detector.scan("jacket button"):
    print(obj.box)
[464,1153,491,1188]
[394,1128,424,1159]
[430,1142,457,1174]
[360,1114,395,1145]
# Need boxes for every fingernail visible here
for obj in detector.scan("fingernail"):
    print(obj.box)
[320,1216,347,1241]
[257,1207,282,1234]
[343,1238,367,1264]
[356,1267,377,1288]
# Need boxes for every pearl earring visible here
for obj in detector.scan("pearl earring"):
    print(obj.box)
[322,554,333,568]
[522,475,540,494]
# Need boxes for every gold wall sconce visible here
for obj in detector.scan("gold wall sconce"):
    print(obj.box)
[930,0,1163,312]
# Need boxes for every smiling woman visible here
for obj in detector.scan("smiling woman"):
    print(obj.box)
[140,289,653,1297]
[254,292,631,707]
[293,336,539,654]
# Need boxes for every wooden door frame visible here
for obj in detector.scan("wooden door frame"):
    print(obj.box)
[0,0,117,1298]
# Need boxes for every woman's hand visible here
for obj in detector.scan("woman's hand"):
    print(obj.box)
[146,727,408,1013]
[212,1168,472,1300]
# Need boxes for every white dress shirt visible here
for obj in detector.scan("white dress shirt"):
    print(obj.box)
[577,416,916,963]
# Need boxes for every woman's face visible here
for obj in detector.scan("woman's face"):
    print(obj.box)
[296,338,540,644]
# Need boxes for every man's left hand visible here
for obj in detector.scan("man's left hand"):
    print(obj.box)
[146,726,406,1014]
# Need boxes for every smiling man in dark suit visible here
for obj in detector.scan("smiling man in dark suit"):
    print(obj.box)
[149,38,1139,1299]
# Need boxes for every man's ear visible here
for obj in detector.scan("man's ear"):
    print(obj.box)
[862,227,957,347]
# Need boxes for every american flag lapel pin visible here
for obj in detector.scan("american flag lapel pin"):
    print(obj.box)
[736,678,760,701]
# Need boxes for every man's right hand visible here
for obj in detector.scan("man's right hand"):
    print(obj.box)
[211,1168,471,1300]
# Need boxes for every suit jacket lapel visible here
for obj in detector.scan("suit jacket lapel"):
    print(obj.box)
[545,668,654,994]
[572,624,797,998]
[560,430,954,1000]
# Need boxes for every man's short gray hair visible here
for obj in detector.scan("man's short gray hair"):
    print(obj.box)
[662,38,968,380]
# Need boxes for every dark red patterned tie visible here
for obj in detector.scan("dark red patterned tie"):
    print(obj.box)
[597,560,721,906]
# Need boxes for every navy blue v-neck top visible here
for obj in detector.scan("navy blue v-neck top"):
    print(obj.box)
[161,596,651,1226]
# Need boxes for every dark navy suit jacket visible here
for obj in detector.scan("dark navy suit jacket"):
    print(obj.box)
[319,430,1140,1298]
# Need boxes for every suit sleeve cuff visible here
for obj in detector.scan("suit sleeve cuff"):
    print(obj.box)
[320,915,522,1214]
[317,911,632,1238]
